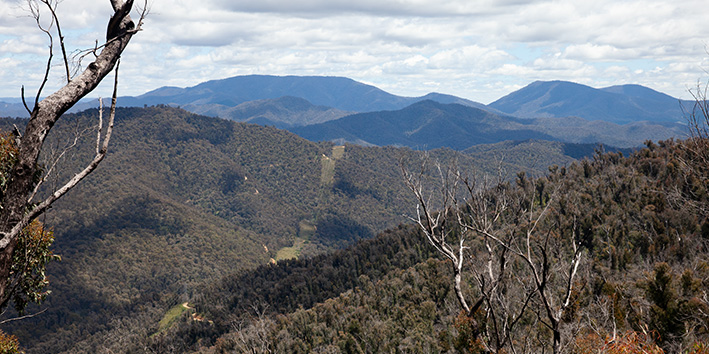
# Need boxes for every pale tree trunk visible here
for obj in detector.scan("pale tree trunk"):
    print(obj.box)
[0,0,143,309]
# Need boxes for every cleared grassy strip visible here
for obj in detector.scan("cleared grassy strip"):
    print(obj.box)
[331,145,345,160]
[276,146,346,262]
[154,303,191,336]
[320,155,336,185]
[320,146,345,186]
[275,238,306,261]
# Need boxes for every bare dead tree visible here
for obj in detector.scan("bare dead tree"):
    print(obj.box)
[231,304,276,354]
[477,179,584,354]
[686,79,709,141]
[455,170,542,354]
[0,0,147,312]
[673,79,709,216]
[402,156,478,316]
[402,156,585,354]
[402,156,539,353]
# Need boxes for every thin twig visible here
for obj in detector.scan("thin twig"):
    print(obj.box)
[21,86,31,115]
[41,0,71,83]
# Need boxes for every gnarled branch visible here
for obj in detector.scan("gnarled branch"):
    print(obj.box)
[0,0,145,313]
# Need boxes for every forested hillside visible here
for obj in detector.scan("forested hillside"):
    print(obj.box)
[117,137,708,353]
[0,106,598,352]
[187,96,351,128]
[0,0,702,351]
[1,106,417,352]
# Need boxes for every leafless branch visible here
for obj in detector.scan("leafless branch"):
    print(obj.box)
[72,0,149,75]
[27,0,55,108]
[685,79,709,140]
[3,60,120,248]
[402,155,473,314]
[0,307,48,324]
[0,0,143,317]
[21,86,31,115]
[40,0,71,83]
[27,119,95,204]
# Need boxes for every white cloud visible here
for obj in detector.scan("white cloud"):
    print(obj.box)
[563,44,640,62]
[209,0,491,17]
[489,64,537,77]
[1,0,709,103]
[0,35,46,55]
[429,46,513,70]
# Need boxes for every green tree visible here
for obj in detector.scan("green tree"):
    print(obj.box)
[0,329,20,354]
[645,263,684,345]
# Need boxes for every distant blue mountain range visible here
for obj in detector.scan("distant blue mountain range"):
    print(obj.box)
[290,99,685,149]
[489,80,688,124]
[0,75,692,147]
[123,75,489,113]
[290,100,554,149]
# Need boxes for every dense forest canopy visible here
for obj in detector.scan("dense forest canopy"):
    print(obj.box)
[0,105,605,352]
[43,133,707,353]
[0,101,706,353]
[0,1,705,352]
[193,137,709,354]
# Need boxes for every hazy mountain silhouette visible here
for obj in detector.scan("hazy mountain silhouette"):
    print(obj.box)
[489,80,687,124]
[292,100,557,150]
[181,96,351,128]
[291,100,686,148]
[128,75,487,113]
[0,77,689,140]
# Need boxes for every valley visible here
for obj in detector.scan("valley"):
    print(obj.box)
[0,0,706,350]
[0,75,704,353]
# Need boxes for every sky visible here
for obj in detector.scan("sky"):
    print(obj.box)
[1,0,708,104]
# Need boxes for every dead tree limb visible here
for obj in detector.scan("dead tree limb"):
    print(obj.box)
[0,0,146,312]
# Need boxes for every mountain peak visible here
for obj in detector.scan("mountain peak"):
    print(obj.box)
[489,80,683,124]
[600,84,676,101]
